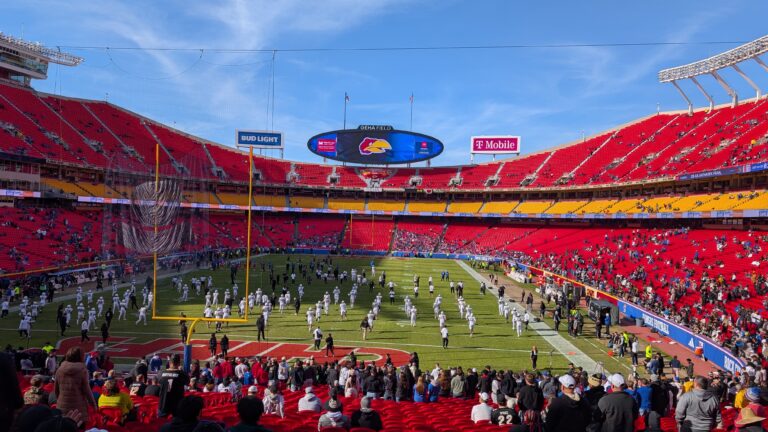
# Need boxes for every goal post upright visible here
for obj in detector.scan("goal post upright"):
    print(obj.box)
[148,143,255,371]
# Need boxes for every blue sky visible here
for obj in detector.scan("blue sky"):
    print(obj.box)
[2,1,768,166]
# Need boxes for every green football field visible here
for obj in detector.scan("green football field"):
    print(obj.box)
[2,254,576,373]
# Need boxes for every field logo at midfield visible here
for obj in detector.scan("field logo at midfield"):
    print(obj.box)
[359,137,392,155]
[56,337,411,365]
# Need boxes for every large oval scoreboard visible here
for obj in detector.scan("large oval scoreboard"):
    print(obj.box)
[307,125,444,165]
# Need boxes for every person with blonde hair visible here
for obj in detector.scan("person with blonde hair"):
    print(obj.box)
[98,379,135,422]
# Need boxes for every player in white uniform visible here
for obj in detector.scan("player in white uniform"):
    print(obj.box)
[212,289,219,307]
[88,308,96,328]
[181,285,189,302]
[118,302,127,320]
[468,313,477,337]
[438,311,447,328]
[307,307,315,331]
[409,307,417,327]
[339,301,347,320]
[136,306,148,325]
[203,306,213,327]
[278,295,286,314]
[1,299,9,318]
[333,286,341,304]
[86,289,93,305]
[76,303,85,323]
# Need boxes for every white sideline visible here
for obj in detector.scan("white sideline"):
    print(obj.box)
[455,260,608,374]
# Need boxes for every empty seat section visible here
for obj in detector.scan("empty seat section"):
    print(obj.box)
[367,200,405,211]
[0,84,107,166]
[407,200,446,213]
[217,192,251,206]
[512,200,553,214]
[288,196,325,209]
[447,201,483,213]
[328,198,365,211]
[480,201,519,214]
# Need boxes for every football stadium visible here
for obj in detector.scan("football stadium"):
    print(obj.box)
[0,3,767,432]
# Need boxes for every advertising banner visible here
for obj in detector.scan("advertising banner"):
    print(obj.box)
[470,136,520,154]
[617,300,744,372]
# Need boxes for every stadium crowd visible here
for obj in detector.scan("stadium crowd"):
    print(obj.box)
[3,344,768,431]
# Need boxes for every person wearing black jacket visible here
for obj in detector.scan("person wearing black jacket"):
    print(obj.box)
[351,397,382,430]
[596,374,638,432]
[0,352,23,432]
[647,377,670,432]
[478,370,492,395]
[290,361,305,392]
[585,374,607,432]
[545,374,591,432]
[500,371,517,402]
[465,368,479,398]
[363,369,383,399]
[517,373,544,412]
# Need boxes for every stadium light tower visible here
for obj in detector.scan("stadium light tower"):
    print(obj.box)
[659,35,768,113]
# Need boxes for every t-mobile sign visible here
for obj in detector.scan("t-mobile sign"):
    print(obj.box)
[470,136,521,154]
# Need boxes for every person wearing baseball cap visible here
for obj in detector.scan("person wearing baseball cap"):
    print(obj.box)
[545,374,591,432]
[596,373,638,432]
[470,392,493,423]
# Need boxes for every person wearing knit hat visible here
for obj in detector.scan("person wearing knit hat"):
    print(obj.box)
[744,387,766,418]
[317,398,351,430]
[735,407,765,432]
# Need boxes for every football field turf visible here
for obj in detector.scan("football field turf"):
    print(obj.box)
[2,255,574,373]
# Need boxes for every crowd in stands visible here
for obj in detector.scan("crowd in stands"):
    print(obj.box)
[508,227,767,376]
[5,341,768,431]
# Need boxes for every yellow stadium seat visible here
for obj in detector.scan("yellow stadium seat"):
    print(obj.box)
[254,194,287,207]
[513,201,553,214]
[43,179,82,196]
[480,201,519,214]
[217,192,251,206]
[545,200,588,214]
[605,198,643,213]
[328,198,365,210]
[732,191,768,210]
[448,201,483,213]
[408,201,447,212]
[289,196,325,209]
[577,199,617,214]
[367,200,405,211]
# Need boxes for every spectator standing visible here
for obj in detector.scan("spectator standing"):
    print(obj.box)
[517,373,544,412]
[545,374,591,432]
[596,374,638,432]
[54,347,97,425]
[262,384,285,418]
[158,354,190,418]
[675,376,722,432]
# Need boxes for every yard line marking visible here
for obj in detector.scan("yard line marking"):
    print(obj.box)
[455,259,607,373]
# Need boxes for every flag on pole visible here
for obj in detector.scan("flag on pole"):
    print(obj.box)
[409,93,414,103]
[345,92,350,102]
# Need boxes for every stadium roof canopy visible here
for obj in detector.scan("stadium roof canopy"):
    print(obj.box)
[658,35,768,113]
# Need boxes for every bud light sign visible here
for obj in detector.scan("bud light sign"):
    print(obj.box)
[236,130,283,149]
[471,136,520,154]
